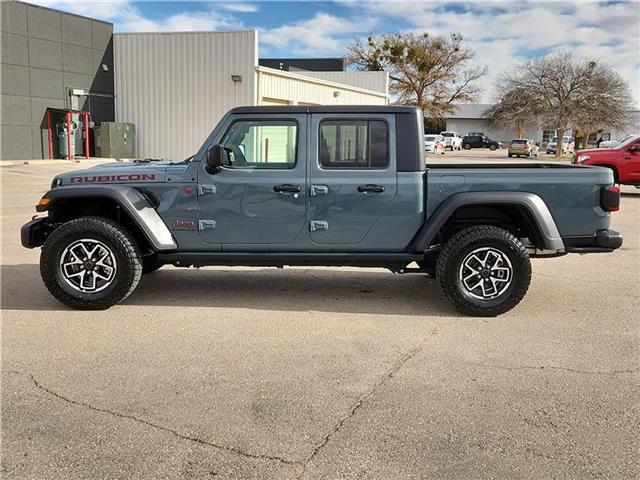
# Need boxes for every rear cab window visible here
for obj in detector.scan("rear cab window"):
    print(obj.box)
[318,119,389,169]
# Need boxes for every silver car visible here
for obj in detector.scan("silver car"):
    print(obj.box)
[508,139,539,158]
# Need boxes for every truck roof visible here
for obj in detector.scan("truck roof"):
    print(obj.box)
[228,105,421,115]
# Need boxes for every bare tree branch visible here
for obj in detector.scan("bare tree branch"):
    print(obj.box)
[346,33,486,119]
[485,51,633,156]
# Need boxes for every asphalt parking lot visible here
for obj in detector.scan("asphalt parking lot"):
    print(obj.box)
[1,155,639,479]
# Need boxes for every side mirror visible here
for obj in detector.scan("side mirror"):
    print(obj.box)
[205,144,226,171]
[628,144,640,153]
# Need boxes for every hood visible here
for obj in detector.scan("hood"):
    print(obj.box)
[575,148,608,155]
[53,161,169,187]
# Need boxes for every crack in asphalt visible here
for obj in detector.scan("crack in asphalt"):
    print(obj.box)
[9,344,423,479]
[296,346,423,479]
[469,363,638,375]
[18,371,301,469]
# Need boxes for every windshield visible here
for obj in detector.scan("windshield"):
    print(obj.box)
[424,135,436,142]
[441,132,453,137]
[512,139,527,144]
[616,135,639,149]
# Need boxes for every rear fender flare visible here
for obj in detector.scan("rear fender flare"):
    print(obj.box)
[411,191,563,252]
[38,185,177,251]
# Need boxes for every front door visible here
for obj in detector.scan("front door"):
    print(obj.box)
[622,139,640,184]
[197,115,307,248]
[308,114,397,245]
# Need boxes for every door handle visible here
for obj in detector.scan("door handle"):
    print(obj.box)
[273,184,301,193]
[357,184,385,193]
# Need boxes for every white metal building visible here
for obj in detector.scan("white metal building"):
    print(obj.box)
[445,103,639,147]
[114,31,388,159]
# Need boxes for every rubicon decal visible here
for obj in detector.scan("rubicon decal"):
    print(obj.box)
[69,174,156,184]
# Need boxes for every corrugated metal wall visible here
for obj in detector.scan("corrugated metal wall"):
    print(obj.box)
[114,31,257,160]
[257,67,388,106]
[294,71,389,95]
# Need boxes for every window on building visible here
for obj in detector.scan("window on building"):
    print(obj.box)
[221,120,298,169]
[318,120,389,169]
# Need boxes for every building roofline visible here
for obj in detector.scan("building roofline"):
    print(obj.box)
[15,0,113,25]
[113,29,256,36]
[258,57,346,61]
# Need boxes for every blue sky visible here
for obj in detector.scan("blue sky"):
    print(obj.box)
[29,1,640,103]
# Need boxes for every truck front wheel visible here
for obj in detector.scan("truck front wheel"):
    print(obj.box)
[40,217,142,310]
[436,226,531,316]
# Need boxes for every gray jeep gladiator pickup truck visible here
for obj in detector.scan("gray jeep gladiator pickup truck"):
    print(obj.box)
[22,106,623,316]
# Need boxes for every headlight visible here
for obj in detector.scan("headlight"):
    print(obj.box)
[577,154,590,163]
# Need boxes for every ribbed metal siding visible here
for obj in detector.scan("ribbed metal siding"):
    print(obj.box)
[295,71,389,95]
[114,31,257,159]
[258,69,388,106]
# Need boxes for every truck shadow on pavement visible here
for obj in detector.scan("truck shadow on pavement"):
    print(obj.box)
[1,264,457,317]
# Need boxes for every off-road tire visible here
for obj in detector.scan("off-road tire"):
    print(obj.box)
[463,143,471,150]
[40,217,142,310]
[142,255,163,274]
[436,226,531,317]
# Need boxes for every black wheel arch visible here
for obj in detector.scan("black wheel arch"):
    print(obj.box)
[36,186,176,253]
[411,192,564,253]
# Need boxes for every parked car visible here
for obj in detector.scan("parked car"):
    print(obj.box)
[440,131,463,151]
[462,134,502,150]
[424,134,446,155]
[546,136,574,154]
[573,134,640,186]
[22,105,623,316]
[508,139,539,158]
[599,135,634,149]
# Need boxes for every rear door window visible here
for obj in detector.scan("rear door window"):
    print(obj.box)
[318,120,389,169]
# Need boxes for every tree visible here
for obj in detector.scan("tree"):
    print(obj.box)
[484,88,539,139]
[488,51,633,157]
[347,33,486,119]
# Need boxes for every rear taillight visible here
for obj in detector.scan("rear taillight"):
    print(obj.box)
[601,186,621,212]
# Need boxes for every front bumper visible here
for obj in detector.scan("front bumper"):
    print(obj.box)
[564,229,623,253]
[21,217,52,249]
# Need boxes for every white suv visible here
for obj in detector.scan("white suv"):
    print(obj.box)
[440,131,463,151]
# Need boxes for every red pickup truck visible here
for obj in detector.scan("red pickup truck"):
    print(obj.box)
[572,135,640,187]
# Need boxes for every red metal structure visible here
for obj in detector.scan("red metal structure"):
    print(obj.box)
[46,108,91,160]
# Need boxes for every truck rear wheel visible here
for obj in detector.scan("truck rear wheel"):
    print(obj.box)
[436,226,531,316]
[40,217,142,310]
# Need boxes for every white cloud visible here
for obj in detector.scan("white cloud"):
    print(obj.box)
[24,1,244,32]
[25,0,130,19]
[343,1,640,105]
[260,12,379,56]
[222,2,258,13]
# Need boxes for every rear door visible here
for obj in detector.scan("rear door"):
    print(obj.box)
[308,114,397,245]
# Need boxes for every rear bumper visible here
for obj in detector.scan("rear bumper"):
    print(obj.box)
[21,217,51,249]
[563,229,623,253]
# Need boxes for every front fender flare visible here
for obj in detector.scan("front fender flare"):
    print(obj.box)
[37,185,177,251]
[411,191,564,252]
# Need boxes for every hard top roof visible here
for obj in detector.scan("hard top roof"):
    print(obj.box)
[228,105,420,115]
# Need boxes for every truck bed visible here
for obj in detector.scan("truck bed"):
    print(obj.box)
[425,164,614,238]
